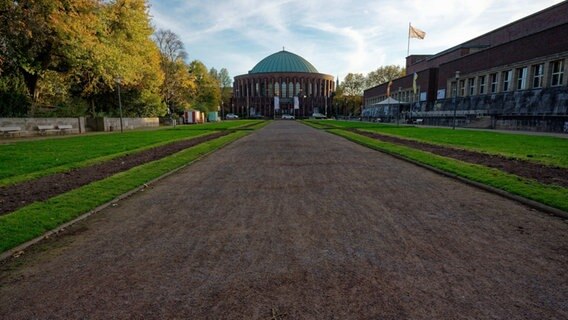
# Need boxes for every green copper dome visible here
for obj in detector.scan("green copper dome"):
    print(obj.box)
[249,50,319,74]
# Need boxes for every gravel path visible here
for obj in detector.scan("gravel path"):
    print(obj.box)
[1,121,567,319]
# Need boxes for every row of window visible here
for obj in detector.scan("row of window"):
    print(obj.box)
[454,59,565,97]
[365,58,567,106]
[236,80,333,98]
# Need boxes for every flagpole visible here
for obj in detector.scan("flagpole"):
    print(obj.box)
[407,22,411,57]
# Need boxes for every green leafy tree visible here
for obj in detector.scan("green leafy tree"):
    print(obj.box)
[366,65,405,88]
[341,73,366,96]
[188,60,221,112]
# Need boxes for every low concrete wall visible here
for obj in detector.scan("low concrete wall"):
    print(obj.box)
[86,117,159,132]
[0,117,85,137]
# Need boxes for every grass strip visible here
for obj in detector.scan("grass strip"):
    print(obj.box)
[0,130,217,187]
[0,120,263,187]
[0,130,249,253]
[331,129,568,213]
[308,120,568,168]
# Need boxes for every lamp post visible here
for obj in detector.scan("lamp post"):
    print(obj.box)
[453,71,460,130]
[397,87,402,126]
[114,77,124,133]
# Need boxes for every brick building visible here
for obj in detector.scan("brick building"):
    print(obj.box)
[363,2,568,132]
[232,50,335,118]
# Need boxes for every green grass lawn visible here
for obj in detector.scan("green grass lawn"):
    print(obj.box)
[306,120,568,168]
[0,120,261,186]
[331,129,568,213]
[0,129,254,253]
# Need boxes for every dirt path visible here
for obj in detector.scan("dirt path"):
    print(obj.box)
[1,121,567,319]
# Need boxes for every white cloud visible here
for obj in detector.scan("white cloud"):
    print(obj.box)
[148,0,565,82]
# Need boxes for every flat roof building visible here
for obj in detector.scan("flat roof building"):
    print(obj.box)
[363,2,568,132]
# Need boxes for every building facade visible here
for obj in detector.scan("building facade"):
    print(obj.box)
[232,50,335,118]
[363,2,568,132]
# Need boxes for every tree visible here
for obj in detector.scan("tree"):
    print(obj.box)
[218,68,230,88]
[1,0,74,102]
[188,60,221,112]
[216,68,232,114]
[341,73,366,96]
[83,0,165,116]
[154,29,187,63]
[366,65,405,89]
[153,29,194,113]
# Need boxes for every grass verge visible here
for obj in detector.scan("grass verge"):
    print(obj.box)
[0,120,262,187]
[306,120,568,168]
[331,129,568,213]
[0,130,249,253]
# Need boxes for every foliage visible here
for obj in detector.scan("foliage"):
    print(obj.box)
[154,29,194,113]
[366,65,406,88]
[0,75,31,116]
[340,73,366,96]
[188,60,221,112]
[0,0,187,117]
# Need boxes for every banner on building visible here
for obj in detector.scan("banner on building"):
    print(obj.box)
[294,96,299,109]
[413,72,418,94]
[274,96,280,110]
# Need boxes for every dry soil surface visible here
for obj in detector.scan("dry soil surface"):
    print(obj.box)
[1,121,567,319]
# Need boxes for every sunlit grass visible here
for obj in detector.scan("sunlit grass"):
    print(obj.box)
[306,120,568,168]
[0,120,262,186]
[331,129,568,213]
[0,130,251,253]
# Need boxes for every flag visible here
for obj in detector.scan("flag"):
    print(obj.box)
[413,72,418,95]
[386,80,393,97]
[409,25,426,39]
[274,96,280,110]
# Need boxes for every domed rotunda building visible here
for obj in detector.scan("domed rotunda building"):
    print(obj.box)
[232,50,335,118]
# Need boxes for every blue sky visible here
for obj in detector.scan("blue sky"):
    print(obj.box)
[148,0,564,82]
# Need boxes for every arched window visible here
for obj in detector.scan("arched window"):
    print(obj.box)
[268,83,273,97]
[274,82,279,96]
[296,82,301,96]
[288,82,293,97]
[282,82,287,98]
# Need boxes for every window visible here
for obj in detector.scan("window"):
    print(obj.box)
[282,82,287,98]
[516,67,528,90]
[468,78,475,96]
[295,82,301,96]
[502,70,512,91]
[255,82,260,96]
[268,83,273,97]
[551,60,564,86]
[274,82,279,96]
[451,81,458,97]
[459,79,466,96]
[478,75,486,94]
[490,73,498,93]
[288,82,293,98]
[532,64,544,88]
